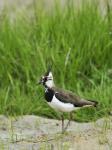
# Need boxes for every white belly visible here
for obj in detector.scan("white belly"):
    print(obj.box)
[48,95,76,112]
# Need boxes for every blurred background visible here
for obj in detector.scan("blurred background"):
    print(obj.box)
[0,0,112,121]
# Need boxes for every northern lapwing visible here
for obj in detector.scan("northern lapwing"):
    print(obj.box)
[38,70,98,133]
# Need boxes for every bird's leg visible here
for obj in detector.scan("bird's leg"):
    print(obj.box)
[63,112,72,132]
[68,112,73,126]
[61,113,64,133]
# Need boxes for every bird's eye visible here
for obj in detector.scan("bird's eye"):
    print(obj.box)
[44,76,47,80]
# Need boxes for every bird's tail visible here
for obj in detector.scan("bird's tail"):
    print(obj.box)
[87,99,98,107]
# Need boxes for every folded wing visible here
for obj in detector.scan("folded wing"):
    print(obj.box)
[53,87,98,107]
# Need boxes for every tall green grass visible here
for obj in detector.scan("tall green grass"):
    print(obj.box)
[0,0,112,121]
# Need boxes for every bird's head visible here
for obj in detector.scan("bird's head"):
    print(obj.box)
[38,69,54,88]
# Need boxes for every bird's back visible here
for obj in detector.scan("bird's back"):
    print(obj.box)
[51,86,98,107]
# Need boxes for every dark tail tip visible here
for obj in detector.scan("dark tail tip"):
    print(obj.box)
[88,99,98,107]
[93,101,98,107]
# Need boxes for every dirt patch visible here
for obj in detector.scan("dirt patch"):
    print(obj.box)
[0,115,111,149]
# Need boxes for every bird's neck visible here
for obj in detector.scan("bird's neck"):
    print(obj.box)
[45,80,55,88]
[44,87,54,102]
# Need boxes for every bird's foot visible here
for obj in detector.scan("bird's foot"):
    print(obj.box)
[61,120,71,133]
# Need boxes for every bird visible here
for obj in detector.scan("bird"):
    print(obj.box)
[38,69,98,133]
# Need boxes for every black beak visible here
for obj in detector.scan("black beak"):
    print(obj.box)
[37,76,44,85]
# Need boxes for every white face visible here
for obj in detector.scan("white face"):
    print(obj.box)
[45,72,54,88]
[47,72,53,79]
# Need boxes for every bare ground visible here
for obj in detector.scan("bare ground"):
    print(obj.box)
[0,115,112,150]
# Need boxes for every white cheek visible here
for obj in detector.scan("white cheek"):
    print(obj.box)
[48,72,53,78]
[46,80,54,88]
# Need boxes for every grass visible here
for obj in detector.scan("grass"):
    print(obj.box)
[0,0,112,121]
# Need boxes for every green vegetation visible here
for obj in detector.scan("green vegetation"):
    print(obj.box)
[0,0,112,121]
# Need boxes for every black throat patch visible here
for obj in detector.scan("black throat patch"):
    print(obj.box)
[44,88,54,102]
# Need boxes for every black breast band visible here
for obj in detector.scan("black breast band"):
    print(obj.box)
[44,88,54,102]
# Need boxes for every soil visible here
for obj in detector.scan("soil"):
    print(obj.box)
[0,115,111,150]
